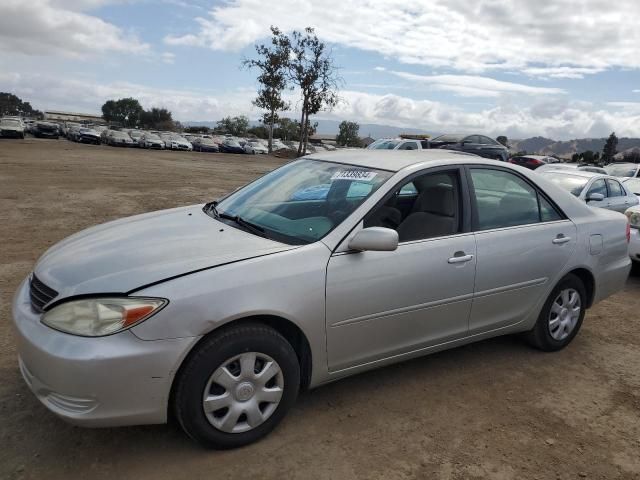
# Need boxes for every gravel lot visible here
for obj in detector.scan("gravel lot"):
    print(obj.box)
[1,138,639,480]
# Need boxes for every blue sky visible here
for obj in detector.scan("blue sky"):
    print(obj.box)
[2,0,640,139]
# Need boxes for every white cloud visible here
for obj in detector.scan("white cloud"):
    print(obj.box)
[0,0,149,58]
[164,0,640,74]
[3,72,639,140]
[161,52,176,64]
[389,72,565,97]
[522,66,605,79]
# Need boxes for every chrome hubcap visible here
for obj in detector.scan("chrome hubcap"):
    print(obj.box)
[202,352,284,433]
[548,288,581,341]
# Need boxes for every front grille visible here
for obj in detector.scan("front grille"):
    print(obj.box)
[30,275,58,312]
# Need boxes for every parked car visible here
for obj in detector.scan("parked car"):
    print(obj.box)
[12,151,631,449]
[139,132,165,149]
[625,206,640,263]
[604,162,640,178]
[33,122,60,139]
[192,137,220,153]
[241,139,269,155]
[536,163,607,174]
[219,138,245,154]
[509,155,560,170]
[67,126,84,142]
[127,130,145,147]
[159,133,174,149]
[106,130,134,147]
[77,128,101,145]
[430,134,509,161]
[367,138,430,151]
[538,170,638,213]
[271,139,292,151]
[622,178,640,198]
[166,135,193,151]
[0,117,25,138]
[62,122,81,138]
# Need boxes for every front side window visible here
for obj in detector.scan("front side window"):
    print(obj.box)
[214,160,393,245]
[365,171,461,242]
[471,168,561,230]
[398,141,418,150]
[587,179,607,198]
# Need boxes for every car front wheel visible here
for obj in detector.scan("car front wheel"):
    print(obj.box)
[526,273,586,351]
[173,323,300,449]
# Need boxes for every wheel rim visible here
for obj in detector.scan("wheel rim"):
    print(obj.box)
[202,352,284,433]
[548,288,581,341]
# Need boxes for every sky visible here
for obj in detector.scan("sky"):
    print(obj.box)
[2,0,640,139]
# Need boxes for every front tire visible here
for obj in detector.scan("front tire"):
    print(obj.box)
[526,273,586,351]
[173,323,300,449]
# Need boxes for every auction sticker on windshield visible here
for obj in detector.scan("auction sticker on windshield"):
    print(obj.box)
[331,170,378,181]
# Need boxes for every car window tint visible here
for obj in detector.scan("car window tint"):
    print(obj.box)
[606,179,624,197]
[398,141,418,150]
[420,140,430,148]
[471,169,542,230]
[346,182,374,199]
[539,196,562,222]
[364,171,461,242]
[587,179,607,197]
[479,136,496,145]
[465,135,481,144]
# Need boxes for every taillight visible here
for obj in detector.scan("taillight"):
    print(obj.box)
[627,222,631,243]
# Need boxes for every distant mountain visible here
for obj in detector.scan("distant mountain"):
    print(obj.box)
[511,137,640,158]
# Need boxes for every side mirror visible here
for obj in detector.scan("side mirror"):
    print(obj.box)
[587,192,605,202]
[348,227,399,252]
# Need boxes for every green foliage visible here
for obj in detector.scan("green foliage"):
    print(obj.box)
[139,107,174,130]
[216,116,250,136]
[0,92,43,118]
[579,150,595,164]
[243,26,291,152]
[247,124,269,139]
[184,126,210,134]
[101,98,144,128]
[571,153,581,163]
[273,117,301,141]
[601,132,618,164]
[336,121,361,147]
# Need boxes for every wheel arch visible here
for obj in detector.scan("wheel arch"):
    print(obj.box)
[168,315,313,420]
[566,267,595,308]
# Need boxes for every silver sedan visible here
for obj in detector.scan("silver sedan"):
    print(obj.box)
[538,169,639,213]
[13,151,631,448]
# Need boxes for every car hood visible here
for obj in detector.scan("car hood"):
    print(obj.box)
[34,204,296,300]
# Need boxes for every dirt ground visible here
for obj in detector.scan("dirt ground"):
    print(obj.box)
[1,138,639,480]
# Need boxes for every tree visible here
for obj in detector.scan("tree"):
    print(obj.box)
[101,98,144,128]
[139,107,174,130]
[273,117,300,141]
[248,124,269,139]
[287,27,340,156]
[243,26,291,153]
[571,153,581,163]
[601,132,618,164]
[580,150,595,164]
[496,135,508,147]
[0,92,43,118]
[336,120,361,147]
[216,116,250,136]
[184,126,210,134]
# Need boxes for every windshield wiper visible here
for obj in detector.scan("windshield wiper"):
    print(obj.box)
[205,202,268,238]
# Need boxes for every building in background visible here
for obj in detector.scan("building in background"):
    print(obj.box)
[43,110,103,123]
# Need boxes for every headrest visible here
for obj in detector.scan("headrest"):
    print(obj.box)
[415,185,455,217]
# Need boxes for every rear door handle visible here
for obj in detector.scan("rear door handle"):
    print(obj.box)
[552,235,571,245]
[448,253,474,264]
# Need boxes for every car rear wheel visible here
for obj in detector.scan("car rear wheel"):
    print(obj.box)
[173,323,300,449]
[525,273,586,351]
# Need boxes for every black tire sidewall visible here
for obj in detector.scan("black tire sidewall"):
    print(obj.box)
[532,274,587,351]
[174,324,300,449]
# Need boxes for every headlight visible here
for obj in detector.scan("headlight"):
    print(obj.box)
[41,297,167,337]
[626,209,640,228]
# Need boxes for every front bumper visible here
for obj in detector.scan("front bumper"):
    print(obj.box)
[1,129,23,138]
[11,278,196,427]
[630,228,640,262]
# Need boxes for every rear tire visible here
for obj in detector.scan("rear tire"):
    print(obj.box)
[173,323,300,449]
[526,273,586,351]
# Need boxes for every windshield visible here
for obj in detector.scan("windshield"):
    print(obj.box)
[212,159,393,244]
[540,173,589,196]
[370,140,401,150]
[171,135,188,142]
[129,131,143,138]
[432,134,464,143]
[605,164,637,177]
[1,119,20,126]
[145,134,161,140]
[112,131,129,138]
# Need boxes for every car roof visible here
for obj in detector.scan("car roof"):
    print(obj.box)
[304,149,482,172]
[537,169,614,179]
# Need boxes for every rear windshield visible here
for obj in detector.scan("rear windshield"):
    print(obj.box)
[605,164,637,177]
[432,134,464,143]
[540,173,589,196]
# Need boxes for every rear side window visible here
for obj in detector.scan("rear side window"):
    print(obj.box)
[587,179,607,197]
[470,168,562,230]
[398,141,418,150]
[606,179,624,197]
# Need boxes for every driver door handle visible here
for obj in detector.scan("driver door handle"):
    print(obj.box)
[448,252,474,264]
[552,234,571,245]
